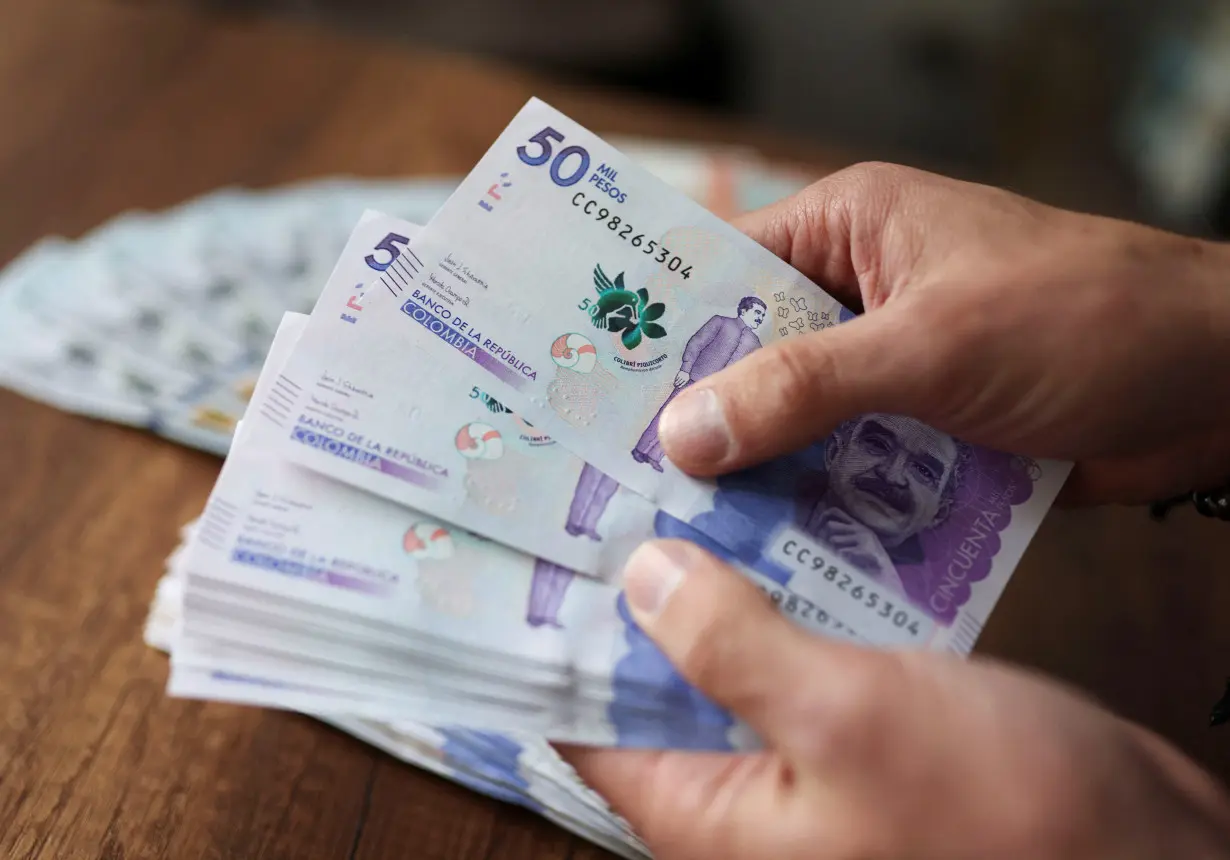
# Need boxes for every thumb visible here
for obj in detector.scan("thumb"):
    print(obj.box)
[659,303,938,476]
[622,538,882,753]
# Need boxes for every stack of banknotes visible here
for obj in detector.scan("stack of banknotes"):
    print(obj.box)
[143,534,649,856]
[0,178,462,454]
[2,102,1070,856]
[0,141,799,458]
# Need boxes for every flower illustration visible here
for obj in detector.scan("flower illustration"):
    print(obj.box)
[590,264,667,351]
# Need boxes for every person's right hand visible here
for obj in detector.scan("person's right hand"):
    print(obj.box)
[658,163,1230,505]
[562,539,1230,860]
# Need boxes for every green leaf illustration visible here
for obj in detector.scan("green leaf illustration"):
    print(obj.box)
[641,302,665,322]
[621,327,643,350]
[614,272,626,290]
[636,287,649,306]
[641,322,667,340]
[611,317,635,332]
[594,264,617,294]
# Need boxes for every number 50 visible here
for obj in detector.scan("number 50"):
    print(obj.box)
[517,127,591,188]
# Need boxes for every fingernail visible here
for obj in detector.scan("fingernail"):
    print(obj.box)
[660,388,733,466]
[624,541,688,621]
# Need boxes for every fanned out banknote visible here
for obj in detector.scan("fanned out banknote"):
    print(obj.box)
[1,112,1070,854]
[154,99,1070,776]
[167,222,838,751]
[0,177,458,453]
[0,148,817,856]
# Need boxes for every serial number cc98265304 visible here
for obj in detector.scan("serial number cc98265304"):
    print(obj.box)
[515,126,693,280]
[767,528,937,646]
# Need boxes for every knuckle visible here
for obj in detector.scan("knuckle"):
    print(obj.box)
[767,336,851,426]
[765,341,825,406]
[675,607,746,694]
[784,652,906,766]
[833,160,918,198]
[718,343,823,447]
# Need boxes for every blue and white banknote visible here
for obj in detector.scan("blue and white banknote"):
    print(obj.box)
[346,98,1071,650]
[268,212,859,641]
[0,178,460,455]
[267,212,663,581]
[171,309,842,750]
[145,551,649,859]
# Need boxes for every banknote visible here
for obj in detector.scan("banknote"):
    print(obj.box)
[0,178,461,457]
[349,98,1071,649]
[267,213,662,580]
[0,238,196,425]
[178,311,601,680]
[172,310,844,749]
[146,561,648,859]
[331,721,648,859]
[0,162,801,458]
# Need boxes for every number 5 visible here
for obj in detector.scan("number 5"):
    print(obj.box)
[365,233,409,271]
[518,127,565,167]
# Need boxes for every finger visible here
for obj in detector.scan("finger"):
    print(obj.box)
[729,197,859,312]
[1121,723,1230,828]
[729,163,916,311]
[660,303,939,475]
[815,508,856,528]
[621,538,884,754]
[817,516,858,533]
[556,745,789,860]
[823,536,860,551]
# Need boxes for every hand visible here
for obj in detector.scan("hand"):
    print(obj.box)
[674,370,691,388]
[656,163,1230,504]
[561,540,1230,860]
[810,509,900,587]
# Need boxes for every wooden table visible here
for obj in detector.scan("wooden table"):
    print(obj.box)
[2,2,1228,858]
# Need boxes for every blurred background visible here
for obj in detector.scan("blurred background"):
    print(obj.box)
[192,0,1230,234]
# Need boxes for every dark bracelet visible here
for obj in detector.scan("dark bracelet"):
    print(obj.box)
[1149,482,1230,521]
[1212,680,1230,727]
[1148,482,1230,726]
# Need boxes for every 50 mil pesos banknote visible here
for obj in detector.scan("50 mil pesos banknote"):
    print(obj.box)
[175,308,846,751]
[268,213,660,582]
[345,97,1071,651]
[263,210,870,644]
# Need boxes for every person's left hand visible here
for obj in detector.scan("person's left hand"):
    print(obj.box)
[560,540,1230,860]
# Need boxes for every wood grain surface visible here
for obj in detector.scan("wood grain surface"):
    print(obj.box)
[0,1,1228,858]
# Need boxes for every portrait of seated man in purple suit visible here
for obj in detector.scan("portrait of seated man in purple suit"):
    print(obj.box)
[632,296,767,471]
[797,414,968,598]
